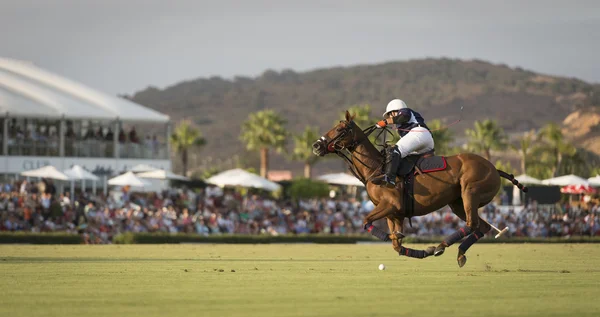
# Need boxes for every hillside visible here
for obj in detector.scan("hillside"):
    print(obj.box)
[128,58,600,176]
[563,107,600,156]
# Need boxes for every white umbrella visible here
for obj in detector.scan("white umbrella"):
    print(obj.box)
[588,175,600,187]
[317,173,364,187]
[542,174,590,186]
[206,168,281,191]
[108,171,151,187]
[513,174,542,185]
[136,169,189,181]
[64,165,100,197]
[63,165,100,181]
[129,164,158,173]
[21,165,70,181]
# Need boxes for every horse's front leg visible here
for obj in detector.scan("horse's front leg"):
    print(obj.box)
[362,203,398,242]
[386,217,405,252]
[387,216,435,259]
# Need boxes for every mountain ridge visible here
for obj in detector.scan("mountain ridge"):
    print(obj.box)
[128,58,600,176]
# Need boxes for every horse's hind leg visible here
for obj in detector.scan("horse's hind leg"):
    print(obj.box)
[456,204,493,267]
[434,199,467,256]
[434,197,492,265]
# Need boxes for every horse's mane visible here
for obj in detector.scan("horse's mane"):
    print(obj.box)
[349,121,385,161]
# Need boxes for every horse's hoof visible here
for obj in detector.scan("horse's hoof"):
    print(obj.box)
[424,246,436,257]
[434,245,445,257]
[457,254,467,268]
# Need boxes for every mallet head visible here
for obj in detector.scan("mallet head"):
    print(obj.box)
[494,227,509,239]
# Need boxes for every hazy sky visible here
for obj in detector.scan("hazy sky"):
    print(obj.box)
[1,0,599,95]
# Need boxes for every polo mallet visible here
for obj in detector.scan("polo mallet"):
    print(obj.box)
[481,218,509,238]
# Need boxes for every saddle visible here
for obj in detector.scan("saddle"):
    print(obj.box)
[395,150,447,177]
[394,150,448,227]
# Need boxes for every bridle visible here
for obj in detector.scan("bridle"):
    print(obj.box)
[313,120,392,184]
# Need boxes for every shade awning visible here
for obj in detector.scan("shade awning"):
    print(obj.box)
[542,174,589,186]
[108,171,151,187]
[63,165,100,181]
[0,57,169,122]
[317,173,364,187]
[588,175,600,187]
[513,174,542,185]
[21,165,70,181]
[206,168,281,191]
[136,169,189,181]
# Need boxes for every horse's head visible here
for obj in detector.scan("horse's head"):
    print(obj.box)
[312,111,359,157]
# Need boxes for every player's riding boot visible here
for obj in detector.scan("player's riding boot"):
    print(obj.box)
[373,146,401,188]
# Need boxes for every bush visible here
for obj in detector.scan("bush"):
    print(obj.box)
[113,233,378,244]
[113,234,600,244]
[288,178,330,200]
[0,232,82,244]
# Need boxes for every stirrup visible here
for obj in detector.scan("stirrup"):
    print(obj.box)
[382,175,396,188]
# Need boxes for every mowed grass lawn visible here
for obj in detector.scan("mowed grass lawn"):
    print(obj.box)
[1,243,599,317]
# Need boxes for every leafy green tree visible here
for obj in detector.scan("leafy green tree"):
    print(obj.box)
[170,120,206,177]
[288,178,330,200]
[429,119,455,155]
[290,126,321,178]
[537,123,576,177]
[465,119,508,161]
[240,110,288,178]
[511,130,536,174]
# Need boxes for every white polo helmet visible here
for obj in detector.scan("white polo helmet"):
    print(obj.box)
[383,99,408,117]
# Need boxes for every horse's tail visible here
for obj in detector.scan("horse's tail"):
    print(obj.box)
[497,169,528,193]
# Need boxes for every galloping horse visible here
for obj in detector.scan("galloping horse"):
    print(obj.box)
[312,111,527,267]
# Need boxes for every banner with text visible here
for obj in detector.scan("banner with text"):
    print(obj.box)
[1,156,171,176]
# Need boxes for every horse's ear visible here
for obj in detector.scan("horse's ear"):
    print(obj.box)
[345,110,354,122]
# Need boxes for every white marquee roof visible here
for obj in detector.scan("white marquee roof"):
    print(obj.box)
[0,57,169,123]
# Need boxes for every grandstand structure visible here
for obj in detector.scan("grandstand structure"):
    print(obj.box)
[0,57,171,179]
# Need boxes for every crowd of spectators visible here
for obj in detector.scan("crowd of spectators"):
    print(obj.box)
[1,179,599,244]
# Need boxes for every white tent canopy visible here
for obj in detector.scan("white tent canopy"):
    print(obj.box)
[588,175,600,186]
[206,168,281,191]
[0,57,169,122]
[513,174,542,185]
[108,171,151,187]
[63,165,99,181]
[542,174,590,186]
[317,173,364,187]
[20,165,70,181]
[129,164,159,173]
[136,169,189,181]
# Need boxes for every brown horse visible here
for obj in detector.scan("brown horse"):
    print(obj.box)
[312,111,527,267]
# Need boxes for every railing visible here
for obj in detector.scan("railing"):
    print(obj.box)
[6,138,168,160]
[8,139,60,157]
[119,142,168,160]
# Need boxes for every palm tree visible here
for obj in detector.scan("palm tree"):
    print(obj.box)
[429,119,455,155]
[170,119,206,177]
[290,126,320,178]
[239,110,288,178]
[465,119,508,161]
[538,123,575,177]
[511,130,536,174]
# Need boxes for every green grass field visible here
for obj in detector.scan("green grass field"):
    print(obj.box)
[1,243,599,317]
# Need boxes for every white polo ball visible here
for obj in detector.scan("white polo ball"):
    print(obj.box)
[378,264,386,270]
